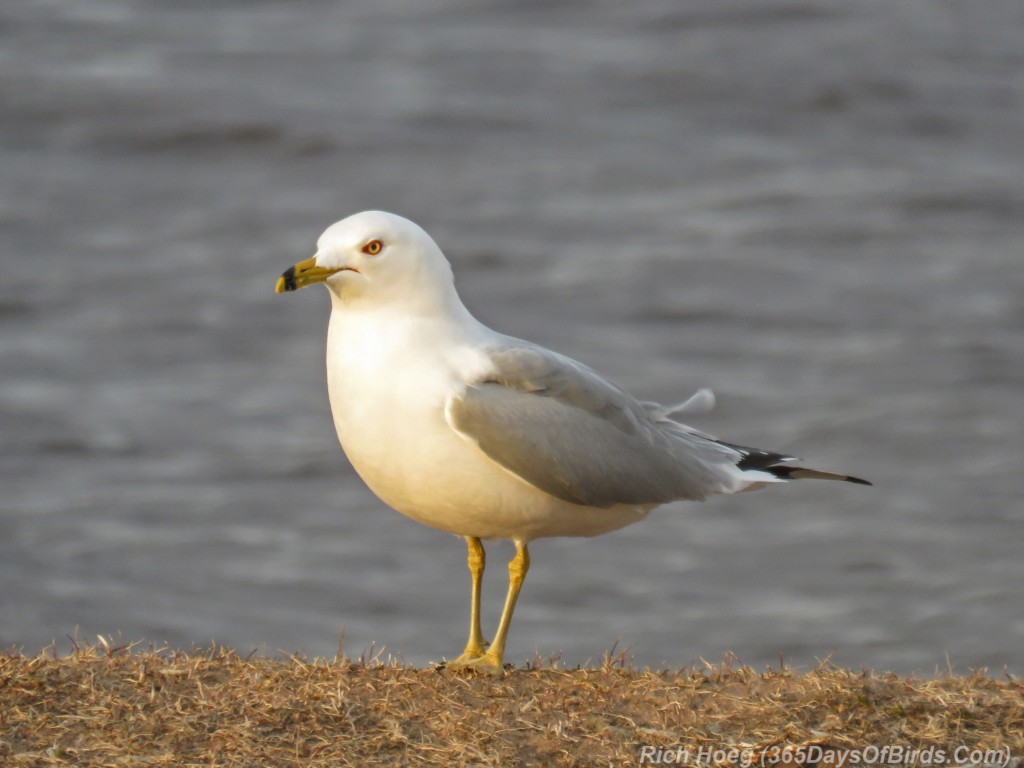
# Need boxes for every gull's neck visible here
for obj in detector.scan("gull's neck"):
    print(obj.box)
[325,285,496,409]
[327,280,493,355]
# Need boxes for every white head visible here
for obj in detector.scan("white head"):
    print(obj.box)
[276,211,462,316]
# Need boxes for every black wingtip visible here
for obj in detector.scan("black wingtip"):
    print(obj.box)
[844,475,873,487]
[775,467,874,485]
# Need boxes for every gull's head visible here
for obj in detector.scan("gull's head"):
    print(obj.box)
[275,211,457,313]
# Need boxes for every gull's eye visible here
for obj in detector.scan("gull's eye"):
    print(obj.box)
[362,239,383,256]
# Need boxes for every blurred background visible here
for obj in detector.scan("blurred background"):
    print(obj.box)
[2,1,1022,674]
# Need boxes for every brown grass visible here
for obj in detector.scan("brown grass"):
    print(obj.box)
[1,642,1021,767]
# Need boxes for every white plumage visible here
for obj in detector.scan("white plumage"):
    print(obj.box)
[276,210,869,672]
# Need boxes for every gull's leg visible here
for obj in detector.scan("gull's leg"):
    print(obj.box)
[446,537,488,665]
[449,540,530,675]
[483,540,530,670]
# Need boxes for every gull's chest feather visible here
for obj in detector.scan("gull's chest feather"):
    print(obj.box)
[323,310,494,509]
[327,315,454,440]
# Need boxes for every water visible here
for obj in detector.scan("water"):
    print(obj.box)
[2,0,1022,674]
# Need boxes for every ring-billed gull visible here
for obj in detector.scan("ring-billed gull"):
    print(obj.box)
[275,210,870,674]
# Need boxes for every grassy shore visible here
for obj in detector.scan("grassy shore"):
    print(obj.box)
[1,643,1020,767]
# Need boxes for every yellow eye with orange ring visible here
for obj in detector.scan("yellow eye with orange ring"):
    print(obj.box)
[362,239,383,256]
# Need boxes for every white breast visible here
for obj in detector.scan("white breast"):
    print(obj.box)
[324,306,651,541]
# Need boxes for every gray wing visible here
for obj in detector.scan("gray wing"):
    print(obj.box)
[446,341,746,508]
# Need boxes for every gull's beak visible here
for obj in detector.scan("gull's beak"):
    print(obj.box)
[275,256,345,294]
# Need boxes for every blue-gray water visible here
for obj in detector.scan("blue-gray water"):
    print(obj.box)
[2,1,1022,674]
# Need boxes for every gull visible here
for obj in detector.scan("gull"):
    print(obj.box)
[275,210,870,674]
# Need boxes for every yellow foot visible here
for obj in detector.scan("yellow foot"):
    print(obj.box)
[445,648,486,665]
[440,650,506,676]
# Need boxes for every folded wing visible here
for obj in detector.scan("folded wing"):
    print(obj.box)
[446,343,761,508]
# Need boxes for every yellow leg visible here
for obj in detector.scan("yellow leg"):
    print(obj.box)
[448,540,530,675]
[488,540,530,664]
[447,537,488,664]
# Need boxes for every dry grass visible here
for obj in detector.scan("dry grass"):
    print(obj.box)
[1,642,1021,767]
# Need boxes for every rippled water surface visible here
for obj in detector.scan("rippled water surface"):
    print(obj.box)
[2,1,1022,673]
